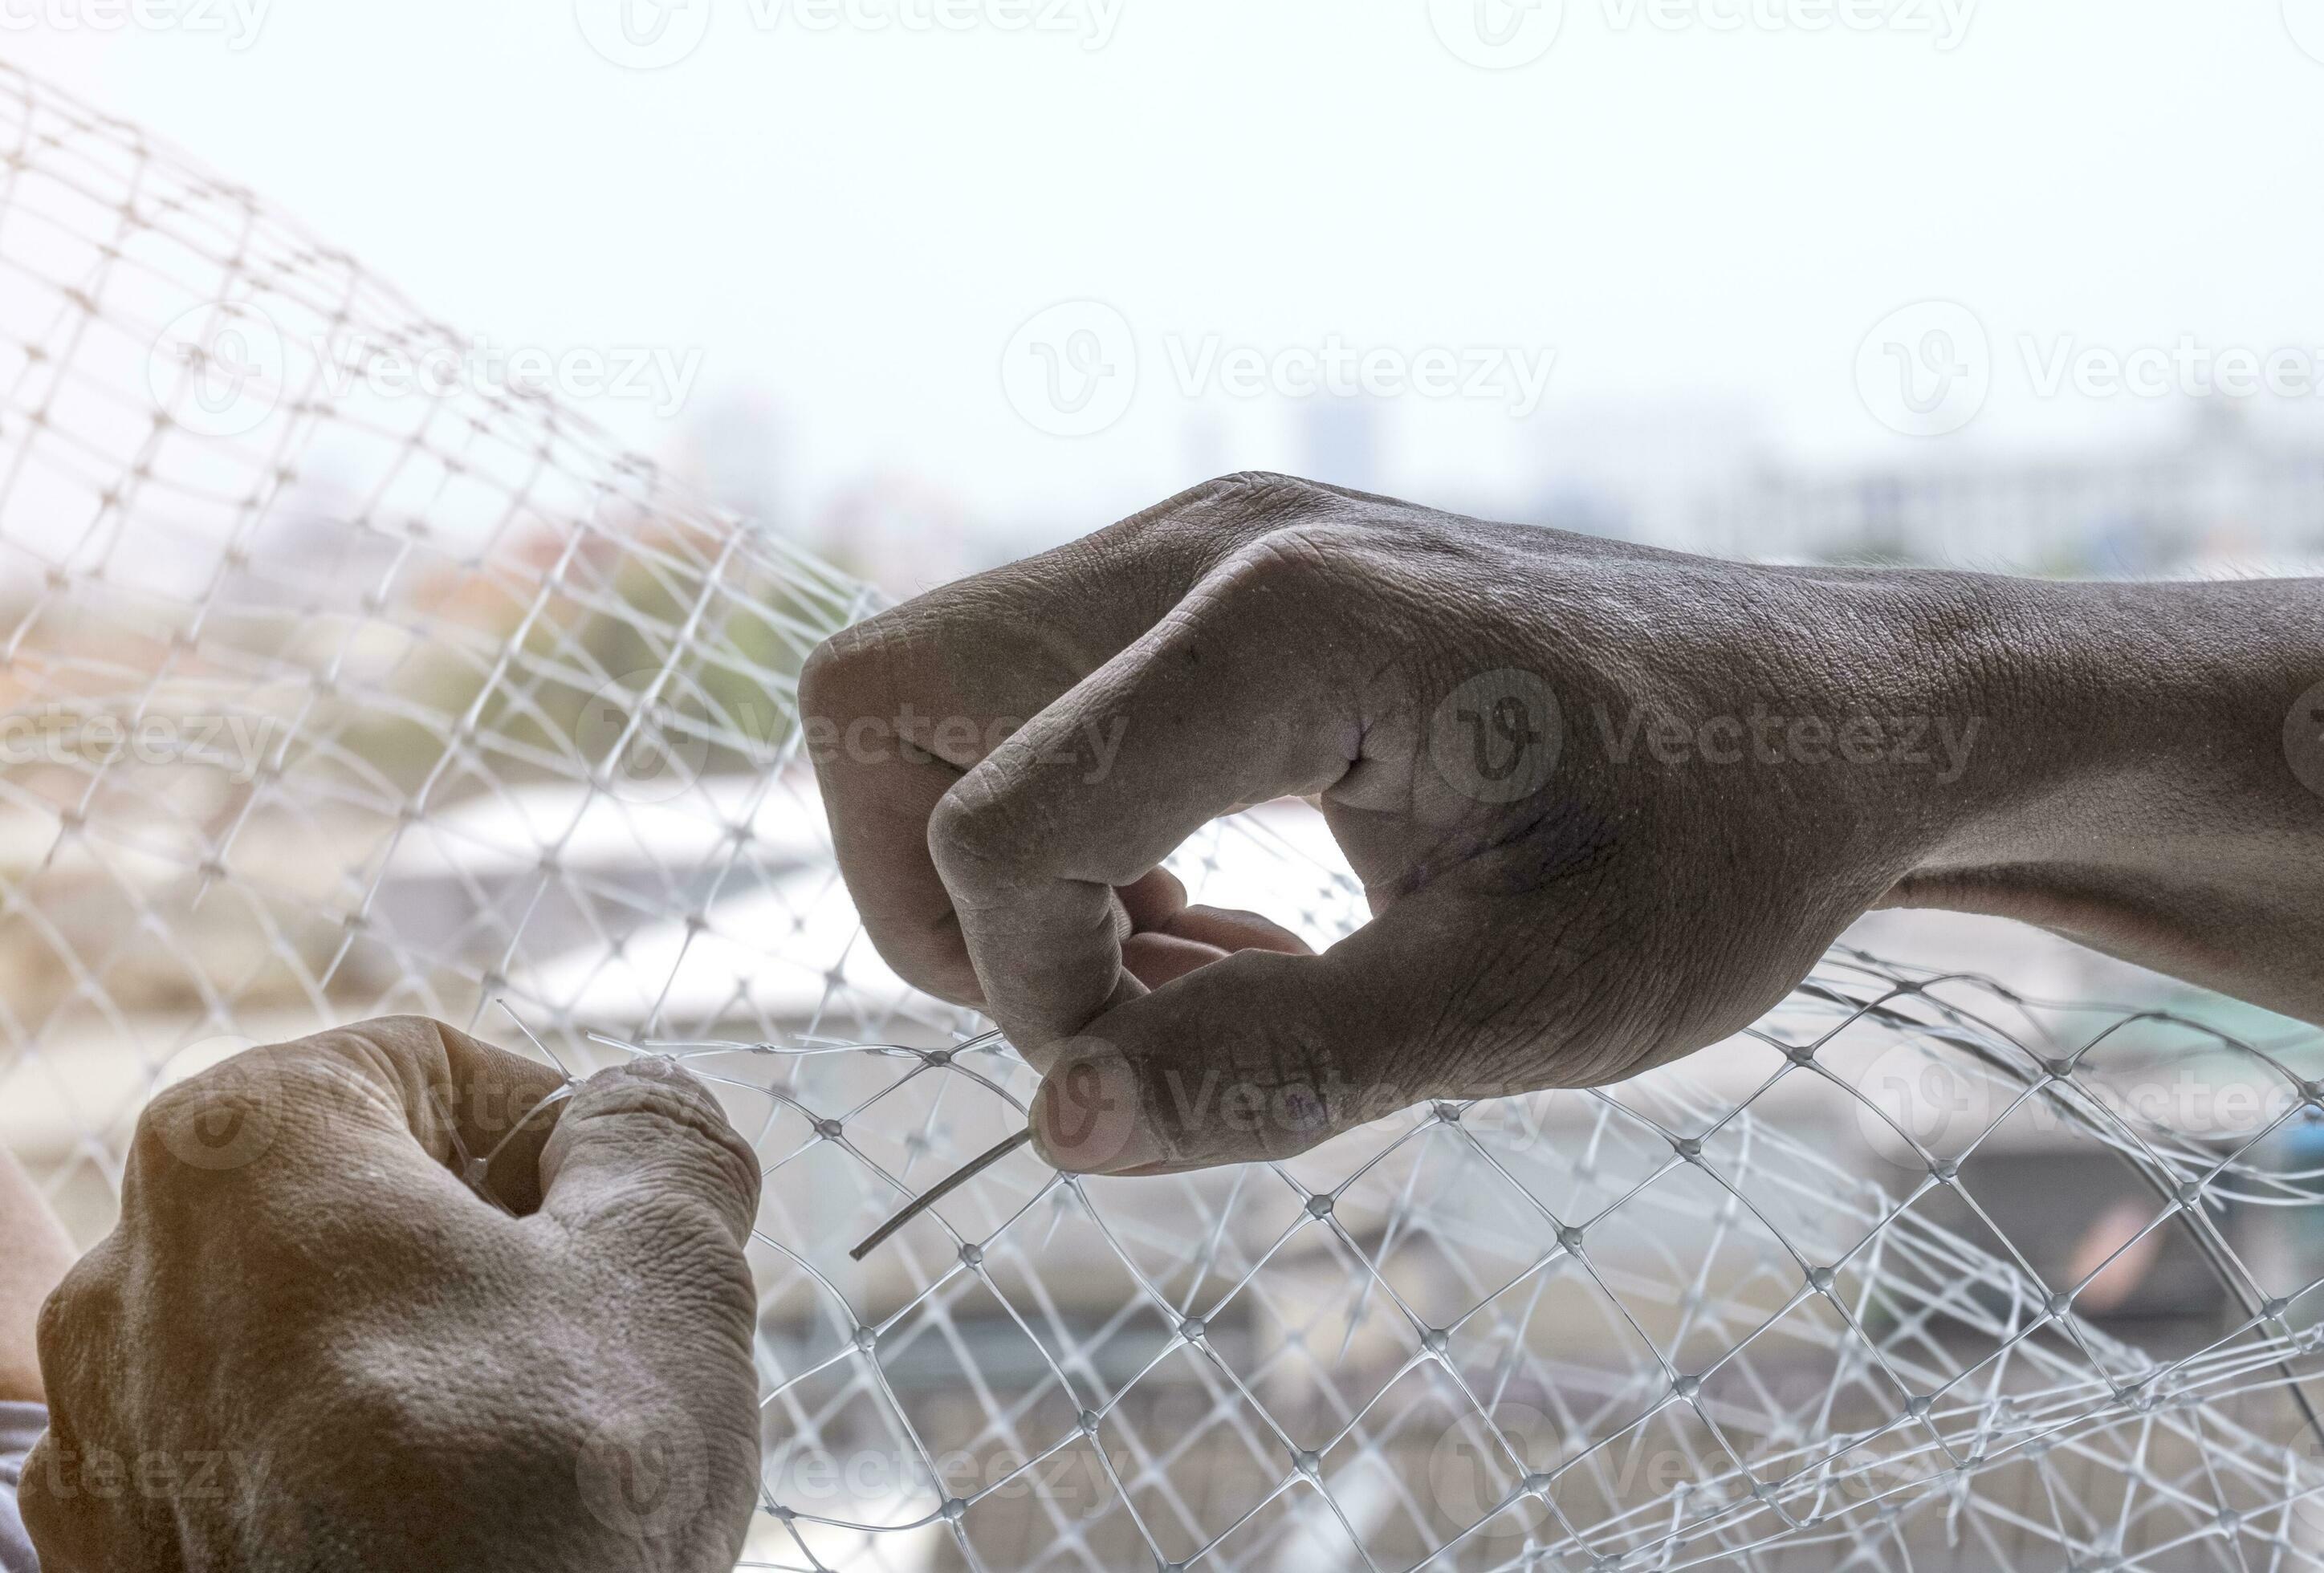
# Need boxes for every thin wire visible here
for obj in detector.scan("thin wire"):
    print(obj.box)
[496,996,574,1080]
[849,1128,1034,1262]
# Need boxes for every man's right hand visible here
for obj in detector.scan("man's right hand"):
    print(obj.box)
[803,473,2323,1176]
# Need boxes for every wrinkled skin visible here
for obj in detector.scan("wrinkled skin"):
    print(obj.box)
[22,1017,762,1573]
[803,473,2324,1173]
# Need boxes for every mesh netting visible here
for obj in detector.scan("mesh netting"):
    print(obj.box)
[4,61,2324,1573]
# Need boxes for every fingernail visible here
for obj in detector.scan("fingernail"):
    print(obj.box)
[1029,1051,1164,1175]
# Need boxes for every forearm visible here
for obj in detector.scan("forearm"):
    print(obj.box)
[1890,573,2324,1022]
[0,1152,74,1404]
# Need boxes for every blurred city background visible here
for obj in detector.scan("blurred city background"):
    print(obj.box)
[4,5,2324,1565]
[16,0,2324,602]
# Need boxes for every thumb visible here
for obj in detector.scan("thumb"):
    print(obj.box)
[538,1059,761,1252]
[1028,934,1431,1176]
[1028,875,1556,1175]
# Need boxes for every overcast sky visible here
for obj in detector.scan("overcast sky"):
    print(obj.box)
[17,1,2324,559]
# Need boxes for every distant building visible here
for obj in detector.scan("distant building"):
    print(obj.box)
[1514,398,1772,551]
[1709,402,2324,572]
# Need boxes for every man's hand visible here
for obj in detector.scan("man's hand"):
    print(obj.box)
[21,1017,763,1573]
[802,473,2324,1174]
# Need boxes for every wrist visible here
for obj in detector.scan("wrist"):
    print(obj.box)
[1911,575,2322,865]
[1874,571,2324,1014]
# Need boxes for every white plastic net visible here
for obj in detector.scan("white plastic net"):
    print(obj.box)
[4,61,2324,1573]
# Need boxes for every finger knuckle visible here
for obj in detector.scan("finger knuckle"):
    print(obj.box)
[312,1014,451,1074]
[799,618,892,728]
[576,1069,761,1201]
[857,910,986,1007]
[340,1012,454,1047]
[1202,524,1358,624]
[130,1070,254,1169]
[1199,470,1327,519]
[1098,472,1332,567]
[926,770,1032,890]
[594,1185,760,1291]
[1229,521,1345,576]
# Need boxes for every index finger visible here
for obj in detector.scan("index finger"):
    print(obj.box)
[800,476,1295,1005]
[130,1016,570,1212]
[930,537,1368,1055]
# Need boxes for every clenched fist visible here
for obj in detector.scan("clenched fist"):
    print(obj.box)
[22,1017,763,1573]
[802,473,2324,1174]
